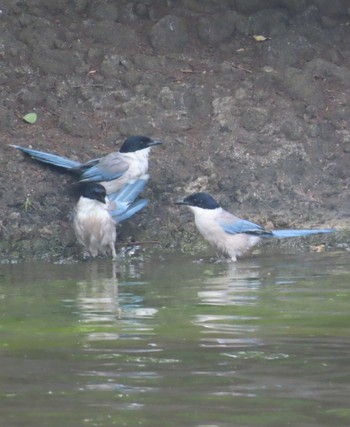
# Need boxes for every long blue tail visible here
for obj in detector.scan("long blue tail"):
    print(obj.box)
[269,229,335,239]
[11,145,81,170]
[108,177,149,223]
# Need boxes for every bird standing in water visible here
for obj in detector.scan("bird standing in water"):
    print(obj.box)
[176,192,335,262]
[74,177,149,260]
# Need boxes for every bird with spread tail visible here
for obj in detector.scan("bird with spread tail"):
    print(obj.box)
[73,176,149,260]
[176,192,335,262]
[11,135,163,194]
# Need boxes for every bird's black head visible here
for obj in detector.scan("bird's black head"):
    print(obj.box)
[119,135,163,153]
[176,192,220,210]
[79,183,107,204]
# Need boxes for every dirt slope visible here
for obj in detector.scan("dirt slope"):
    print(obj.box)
[1,0,349,260]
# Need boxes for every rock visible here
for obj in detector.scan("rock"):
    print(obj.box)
[149,15,188,53]
[197,11,236,45]
[59,106,100,138]
[17,87,45,108]
[156,112,192,132]
[32,48,84,75]
[313,0,349,17]
[257,31,315,68]
[90,21,139,50]
[212,96,241,132]
[252,72,279,102]
[0,109,17,131]
[132,53,167,69]
[40,0,70,13]
[100,54,134,78]
[72,0,89,13]
[157,84,212,119]
[297,5,322,22]
[181,0,232,13]
[248,8,289,36]
[185,85,213,119]
[280,119,306,141]
[240,107,270,132]
[233,13,250,35]
[235,0,279,14]
[88,1,119,20]
[280,0,309,14]
[320,16,339,28]
[305,58,350,86]
[117,115,157,135]
[18,19,59,50]
[157,86,187,111]
[133,3,150,19]
[281,67,326,108]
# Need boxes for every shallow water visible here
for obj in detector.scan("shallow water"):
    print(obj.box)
[1,251,350,427]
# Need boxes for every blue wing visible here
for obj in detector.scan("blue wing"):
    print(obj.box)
[80,165,125,182]
[80,152,129,182]
[112,199,149,223]
[108,177,149,223]
[220,218,270,236]
[108,177,149,206]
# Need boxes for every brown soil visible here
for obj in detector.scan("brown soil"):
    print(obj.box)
[1,0,349,261]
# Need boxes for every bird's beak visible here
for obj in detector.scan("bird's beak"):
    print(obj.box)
[148,139,163,147]
[97,195,107,204]
[175,198,188,206]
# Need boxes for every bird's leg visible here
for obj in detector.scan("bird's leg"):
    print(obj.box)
[215,251,221,263]
[83,251,91,260]
[214,252,228,263]
[110,243,117,260]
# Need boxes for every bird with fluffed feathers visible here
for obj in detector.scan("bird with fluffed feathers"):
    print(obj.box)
[73,177,149,260]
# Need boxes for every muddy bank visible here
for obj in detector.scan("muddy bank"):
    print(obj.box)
[0,0,349,261]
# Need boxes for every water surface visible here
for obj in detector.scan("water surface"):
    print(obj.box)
[1,251,350,427]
